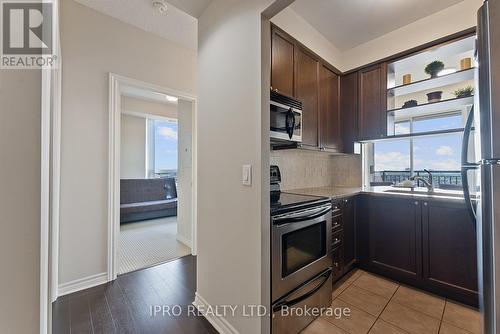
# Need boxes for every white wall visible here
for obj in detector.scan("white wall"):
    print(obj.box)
[341,0,483,71]
[120,114,147,179]
[271,6,342,70]
[0,70,41,333]
[122,95,178,119]
[59,0,196,285]
[176,100,193,247]
[197,0,276,332]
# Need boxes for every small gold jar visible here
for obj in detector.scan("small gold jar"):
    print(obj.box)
[461,57,472,70]
[403,74,412,85]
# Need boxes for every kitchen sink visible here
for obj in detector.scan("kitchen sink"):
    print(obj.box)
[383,189,465,199]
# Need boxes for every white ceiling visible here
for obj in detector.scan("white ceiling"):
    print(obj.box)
[291,0,465,51]
[74,0,205,50]
[167,0,212,18]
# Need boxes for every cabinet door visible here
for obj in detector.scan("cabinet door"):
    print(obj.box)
[295,47,319,147]
[368,197,421,280]
[319,65,341,151]
[271,30,294,97]
[342,197,356,271]
[340,72,359,154]
[358,64,387,140]
[422,201,478,305]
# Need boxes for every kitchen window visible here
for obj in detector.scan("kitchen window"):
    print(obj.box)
[366,111,468,188]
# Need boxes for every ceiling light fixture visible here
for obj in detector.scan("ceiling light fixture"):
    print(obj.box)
[166,95,178,103]
[152,0,168,15]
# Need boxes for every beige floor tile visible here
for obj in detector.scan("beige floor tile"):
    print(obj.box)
[439,322,475,334]
[333,277,353,298]
[324,299,376,334]
[369,319,409,334]
[391,285,445,319]
[380,301,440,334]
[442,301,481,334]
[301,318,349,334]
[352,273,399,299]
[338,285,390,316]
[345,269,365,284]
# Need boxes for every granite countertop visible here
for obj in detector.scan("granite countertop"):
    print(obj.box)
[285,186,362,200]
[287,186,467,202]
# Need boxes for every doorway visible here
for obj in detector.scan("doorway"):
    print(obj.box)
[108,74,197,279]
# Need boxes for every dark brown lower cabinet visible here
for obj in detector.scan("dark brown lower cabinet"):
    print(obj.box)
[342,197,356,272]
[422,200,478,304]
[359,195,478,306]
[368,197,422,281]
[331,197,357,284]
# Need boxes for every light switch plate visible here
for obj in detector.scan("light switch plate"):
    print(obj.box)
[242,164,252,186]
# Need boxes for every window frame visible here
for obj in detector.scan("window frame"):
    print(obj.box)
[365,109,472,188]
[146,117,178,179]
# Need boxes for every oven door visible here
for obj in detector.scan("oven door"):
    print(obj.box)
[272,204,332,301]
[270,101,302,142]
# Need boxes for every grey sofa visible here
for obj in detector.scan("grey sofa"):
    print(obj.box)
[120,178,177,224]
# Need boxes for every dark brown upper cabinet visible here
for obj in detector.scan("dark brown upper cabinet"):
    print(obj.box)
[270,24,344,152]
[340,72,359,153]
[271,30,295,97]
[358,63,387,140]
[319,65,341,151]
[295,47,319,148]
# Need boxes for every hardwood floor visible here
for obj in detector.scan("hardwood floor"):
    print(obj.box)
[52,255,217,334]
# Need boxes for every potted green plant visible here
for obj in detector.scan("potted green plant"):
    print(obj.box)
[402,100,418,108]
[454,86,474,98]
[425,61,445,78]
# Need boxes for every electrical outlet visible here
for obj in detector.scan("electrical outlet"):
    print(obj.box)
[242,165,252,186]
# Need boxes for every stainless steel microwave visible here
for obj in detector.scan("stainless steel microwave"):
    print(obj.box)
[270,91,303,143]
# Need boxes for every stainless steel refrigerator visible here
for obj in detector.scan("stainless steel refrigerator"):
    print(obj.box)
[462,1,500,332]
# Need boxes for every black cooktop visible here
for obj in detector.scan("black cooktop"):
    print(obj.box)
[271,192,331,216]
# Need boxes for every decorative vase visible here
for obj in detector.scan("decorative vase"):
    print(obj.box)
[460,58,472,70]
[427,91,443,103]
[403,74,412,85]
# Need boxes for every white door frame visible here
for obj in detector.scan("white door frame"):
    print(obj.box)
[108,73,198,281]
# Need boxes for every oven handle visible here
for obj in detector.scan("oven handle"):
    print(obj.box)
[272,268,332,313]
[273,204,332,225]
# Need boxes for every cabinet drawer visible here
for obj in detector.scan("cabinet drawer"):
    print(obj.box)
[332,248,342,282]
[332,230,342,249]
[332,203,342,215]
[332,215,343,232]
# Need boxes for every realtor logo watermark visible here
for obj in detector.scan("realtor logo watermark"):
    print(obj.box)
[1,0,57,69]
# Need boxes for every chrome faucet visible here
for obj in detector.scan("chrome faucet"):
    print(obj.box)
[411,169,434,192]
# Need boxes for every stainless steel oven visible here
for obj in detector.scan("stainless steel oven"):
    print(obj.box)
[272,202,332,301]
[270,91,303,143]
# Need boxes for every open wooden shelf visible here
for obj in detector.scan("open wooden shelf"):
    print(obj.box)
[359,128,466,143]
[388,68,474,97]
[387,95,474,119]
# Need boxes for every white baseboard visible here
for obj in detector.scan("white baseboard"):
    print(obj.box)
[58,272,108,297]
[176,234,192,248]
[193,292,240,334]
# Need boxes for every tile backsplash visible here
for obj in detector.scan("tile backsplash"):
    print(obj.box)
[270,150,362,190]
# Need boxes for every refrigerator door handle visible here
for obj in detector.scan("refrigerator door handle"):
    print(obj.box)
[461,107,478,222]
[462,106,475,167]
[461,166,477,222]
